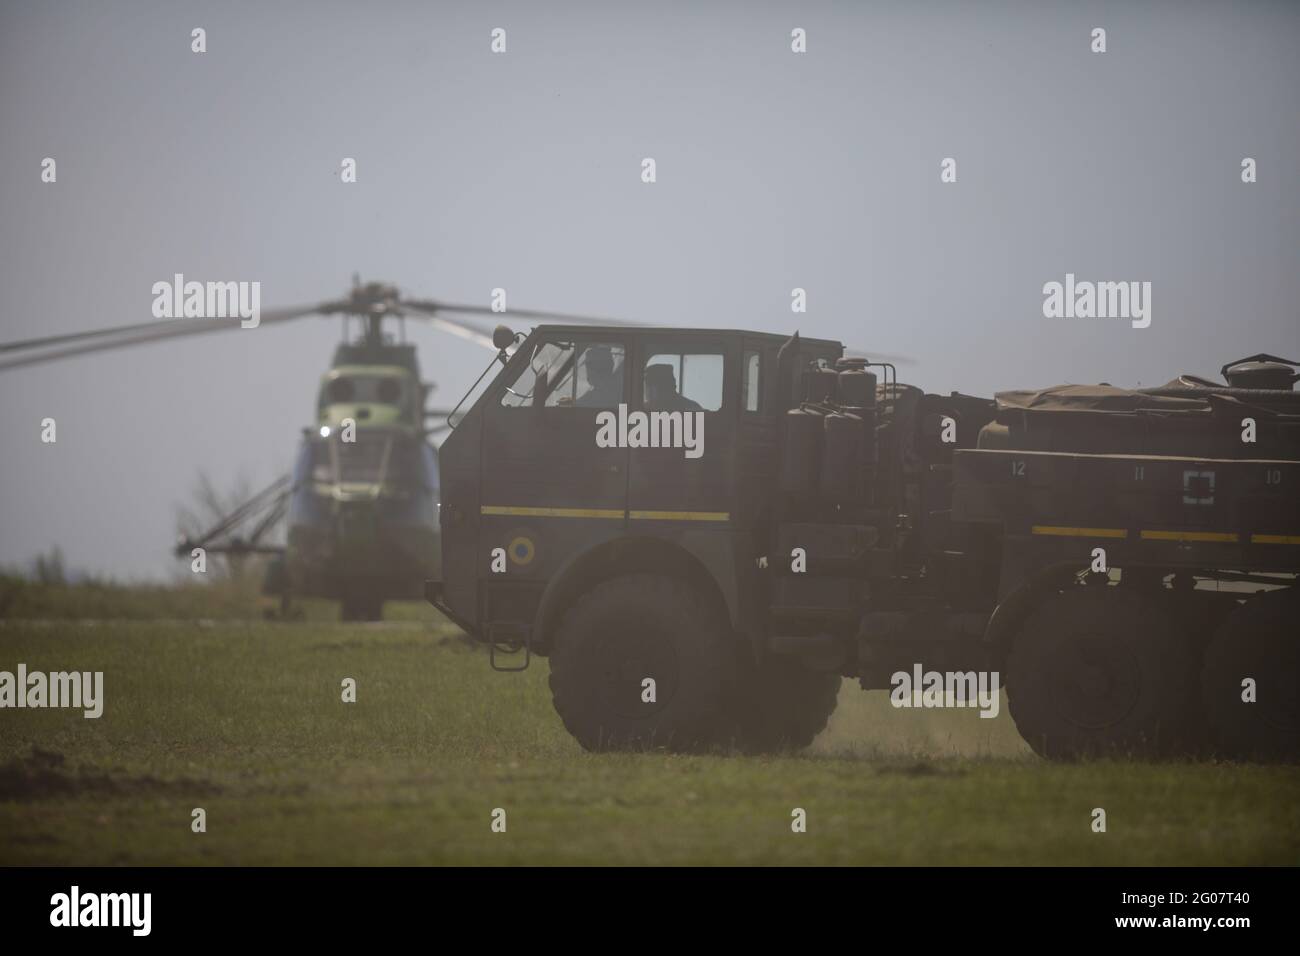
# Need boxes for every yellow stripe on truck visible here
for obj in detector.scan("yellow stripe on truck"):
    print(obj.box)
[1031,525,1127,538]
[480,505,729,522]
[1251,534,1300,545]
[480,505,623,519]
[1140,530,1239,543]
[630,510,730,522]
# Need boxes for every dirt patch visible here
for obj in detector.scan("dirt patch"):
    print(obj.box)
[0,748,220,802]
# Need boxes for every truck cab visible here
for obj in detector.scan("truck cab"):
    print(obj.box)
[433,325,841,659]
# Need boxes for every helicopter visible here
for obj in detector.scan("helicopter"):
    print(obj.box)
[0,278,624,620]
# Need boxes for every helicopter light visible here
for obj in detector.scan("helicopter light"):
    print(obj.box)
[319,426,331,437]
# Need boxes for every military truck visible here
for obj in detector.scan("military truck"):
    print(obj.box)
[427,325,1299,760]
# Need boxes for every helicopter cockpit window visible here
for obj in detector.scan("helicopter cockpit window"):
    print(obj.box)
[323,376,404,407]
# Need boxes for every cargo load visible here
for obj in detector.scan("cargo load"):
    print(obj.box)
[979,362,1300,461]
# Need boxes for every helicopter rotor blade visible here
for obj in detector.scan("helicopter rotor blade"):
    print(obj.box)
[396,301,501,350]
[407,299,643,328]
[0,305,324,354]
[405,312,496,348]
[0,319,183,353]
[843,347,917,367]
[427,318,498,351]
[0,305,328,373]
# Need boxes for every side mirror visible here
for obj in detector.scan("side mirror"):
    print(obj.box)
[492,325,515,351]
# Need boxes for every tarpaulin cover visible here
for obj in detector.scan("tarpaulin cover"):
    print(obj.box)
[979,382,1300,460]
[992,383,1208,415]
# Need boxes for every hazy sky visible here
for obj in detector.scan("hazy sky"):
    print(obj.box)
[2,0,1297,580]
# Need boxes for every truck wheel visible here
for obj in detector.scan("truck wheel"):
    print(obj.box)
[1006,588,1195,759]
[1202,587,1298,762]
[547,573,739,752]
[731,659,841,753]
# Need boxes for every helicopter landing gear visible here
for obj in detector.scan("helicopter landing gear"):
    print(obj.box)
[259,554,304,620]
[264,587,305,621]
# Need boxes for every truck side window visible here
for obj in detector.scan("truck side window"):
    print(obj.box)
[545,344,626,407]
[742,350,761,412]
[642,350,723,411]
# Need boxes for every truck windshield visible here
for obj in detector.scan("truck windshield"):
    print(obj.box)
[500,341,626,408]
[501,341,572,407]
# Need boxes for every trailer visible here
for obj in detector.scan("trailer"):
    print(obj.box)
[427,327,1299,760]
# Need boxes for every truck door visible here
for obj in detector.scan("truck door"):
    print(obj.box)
[626,334,736,526]
[478,334,631,609]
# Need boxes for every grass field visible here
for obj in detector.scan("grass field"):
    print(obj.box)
[1,582,1298,865]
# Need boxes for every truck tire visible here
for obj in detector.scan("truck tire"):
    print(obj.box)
[731,659,841,753]
[547,573,739,752]
[1006,588,1195,759]
[1202,587,1299,762]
